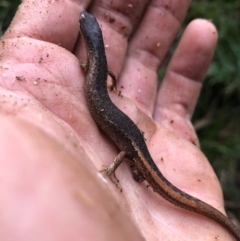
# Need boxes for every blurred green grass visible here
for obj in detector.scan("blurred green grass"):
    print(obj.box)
[187,1,240,213]
[0,0,20,35]
[1,0,240,217]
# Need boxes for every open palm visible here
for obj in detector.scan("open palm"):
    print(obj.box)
[0,0,233,241]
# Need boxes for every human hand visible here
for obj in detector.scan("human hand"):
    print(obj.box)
[1,0,232,240]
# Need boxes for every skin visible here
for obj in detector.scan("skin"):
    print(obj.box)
[0,0,234,241]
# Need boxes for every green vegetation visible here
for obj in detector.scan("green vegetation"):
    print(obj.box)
[0,0,20,34]
[1,0,240,216]
[186,1,240,215]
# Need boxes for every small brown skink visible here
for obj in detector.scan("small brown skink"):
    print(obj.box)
[79,11,240,240]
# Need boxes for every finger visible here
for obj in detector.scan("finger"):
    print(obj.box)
[117,0,191,115]
[2,0,88,51]
[154,19,218,143]
[76,0,149,77]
